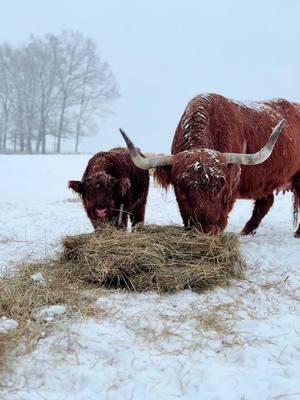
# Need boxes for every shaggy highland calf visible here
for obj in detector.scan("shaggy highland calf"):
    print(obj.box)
[68,148,149,229]
[119,93,300,236]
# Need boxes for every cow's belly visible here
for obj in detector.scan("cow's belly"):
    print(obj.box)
[238,180,292,200]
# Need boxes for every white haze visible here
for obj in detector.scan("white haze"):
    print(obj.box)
[1,0,300,153]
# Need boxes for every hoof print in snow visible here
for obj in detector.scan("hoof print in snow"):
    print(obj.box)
[39,305,67,322]
[0,316,18,334]
[31,272,47,287]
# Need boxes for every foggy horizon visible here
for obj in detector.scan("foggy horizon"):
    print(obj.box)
[2,0,300,153]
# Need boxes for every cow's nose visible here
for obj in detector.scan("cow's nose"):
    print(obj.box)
[95,208,107,218]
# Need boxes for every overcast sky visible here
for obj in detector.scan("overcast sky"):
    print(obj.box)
[2,0,300,153]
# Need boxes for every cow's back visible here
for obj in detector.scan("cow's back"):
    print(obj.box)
[238,98,300,198]
[170,93,300,198]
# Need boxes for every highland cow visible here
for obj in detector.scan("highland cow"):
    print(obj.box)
[119,93,300,236]
[69,148,149,229]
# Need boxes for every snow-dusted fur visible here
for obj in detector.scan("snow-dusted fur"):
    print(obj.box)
[155,93,300,235]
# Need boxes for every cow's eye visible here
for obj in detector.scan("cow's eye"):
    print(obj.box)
[210,177,226,201]
[218,176,226,187]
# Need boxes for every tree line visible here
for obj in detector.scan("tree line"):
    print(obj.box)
[0,31,119,154]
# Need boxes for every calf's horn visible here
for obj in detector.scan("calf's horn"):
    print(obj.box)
[223,119,285,165]
[119,128,173,170]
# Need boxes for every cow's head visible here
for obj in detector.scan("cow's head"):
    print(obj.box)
[69,172,130,228]
[119,119,285,235]
[171,149,241,234]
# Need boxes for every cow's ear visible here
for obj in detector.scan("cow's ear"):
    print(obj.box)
[68,180,83,194]
[118,178,131,197]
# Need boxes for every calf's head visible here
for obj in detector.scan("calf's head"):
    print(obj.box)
[69,172,130,228]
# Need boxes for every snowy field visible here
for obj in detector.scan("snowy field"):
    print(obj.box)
[1,155,300,400]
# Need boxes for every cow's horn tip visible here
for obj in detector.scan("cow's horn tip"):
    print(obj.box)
[119,128,128,139]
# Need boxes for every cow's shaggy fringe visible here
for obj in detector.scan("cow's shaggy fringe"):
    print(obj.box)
[0,225,245,373]
[154,166,172,189]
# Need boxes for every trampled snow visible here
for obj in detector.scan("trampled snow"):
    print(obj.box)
[0,155,300,400]
[0,317,18,334]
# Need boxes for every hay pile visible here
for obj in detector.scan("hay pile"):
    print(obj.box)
[62,225,245,292]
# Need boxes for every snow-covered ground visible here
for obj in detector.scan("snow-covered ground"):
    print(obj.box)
[1,155,300,400]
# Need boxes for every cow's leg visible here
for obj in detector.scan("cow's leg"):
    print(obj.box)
[130,200,147,228]
[292,174,300,237]
[113,204,128,229]
[241,194,274,235]
[120,212,128,229]
[114,213,128,229]
[130,185,149,228]
[130,204,146,227]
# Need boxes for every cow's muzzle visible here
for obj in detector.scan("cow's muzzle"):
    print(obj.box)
[95,207,108,218]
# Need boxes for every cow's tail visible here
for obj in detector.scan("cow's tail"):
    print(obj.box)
[292,175,300,227]
[153,166,172,190]
[293,190,300,227]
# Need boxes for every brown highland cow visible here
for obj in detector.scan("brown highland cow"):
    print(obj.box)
[119,93,300,236]
[69,148,149,229]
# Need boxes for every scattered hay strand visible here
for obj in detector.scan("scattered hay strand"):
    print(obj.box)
[0,261,101,371]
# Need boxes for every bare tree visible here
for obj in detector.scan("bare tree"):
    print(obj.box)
[0,31,119,154]
[72,40,119,152]
[48,31,119,153]
[0,44,15,151]
[25,36,58,154]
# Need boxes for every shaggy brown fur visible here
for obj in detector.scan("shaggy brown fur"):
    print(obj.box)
[154,93,300,236]
[69,148,149,229]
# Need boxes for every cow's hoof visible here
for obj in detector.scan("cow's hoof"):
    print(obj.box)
[240,228,256,236]
[294,231,300,238]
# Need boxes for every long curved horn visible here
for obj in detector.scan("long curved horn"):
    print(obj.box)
[119,128,173,170]
[224,119,285,165]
